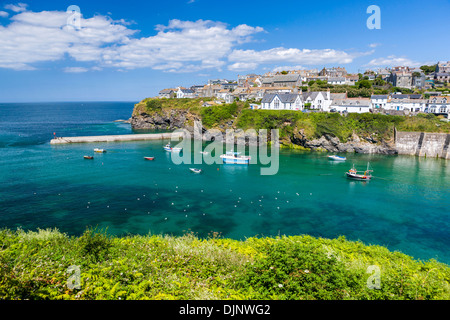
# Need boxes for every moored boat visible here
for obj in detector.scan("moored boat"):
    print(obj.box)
[163,143,182,152]
[94,148,106,153]
[328,155,346,161]
[84,156,94,160]
[220,151,251,165]
[144,157,155,161]
[189,168,202,174]
[346,163,373,181]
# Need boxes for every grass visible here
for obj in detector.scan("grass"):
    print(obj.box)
[1,228,449,300]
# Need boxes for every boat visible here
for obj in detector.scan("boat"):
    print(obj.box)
[189,168,202,174]
[144,157,155,161]
[84,156,94,160]
[163,143,182,152]
[345,163,373,181]
[94,148,106,153]
[220,151,251,165]
[328,155,346,161]
[200,151,209,155]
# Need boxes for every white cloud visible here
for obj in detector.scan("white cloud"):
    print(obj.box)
[228,47,369,71]
[0,11,9,18]
[4,3,28,13]
[272,65,306,72]
[369,43,381,48]
[100,19,264,72]
[364,55,422,68]
[0,10,136,70]
[63,67,89,73]
[0,7,370,74]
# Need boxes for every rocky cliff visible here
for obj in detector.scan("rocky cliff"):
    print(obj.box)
[131,105,398,155]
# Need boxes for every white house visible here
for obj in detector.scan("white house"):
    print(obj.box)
[426,96,450,115]
[261,93,303,110]
[176,87,195,98]
[330,98,371,113]
[327,77,346,85]
[386,97,427,113]
[370,94,388,110]
[158,88,175,99]
[302,91,332,111]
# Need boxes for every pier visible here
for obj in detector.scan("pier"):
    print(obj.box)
[50,132,183,145]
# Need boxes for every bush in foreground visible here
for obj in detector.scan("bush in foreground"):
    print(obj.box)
[0,228,449,300]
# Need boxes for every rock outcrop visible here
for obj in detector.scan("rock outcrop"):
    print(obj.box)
[131,107,397,154]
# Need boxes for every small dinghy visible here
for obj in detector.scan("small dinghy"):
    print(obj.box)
[163,143,182,152]
[328,155,346,161]
[189,168,202,174]
[84,156,94,160]
[144,157,155,161]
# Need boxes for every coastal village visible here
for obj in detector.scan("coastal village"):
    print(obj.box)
[157,61,450,117]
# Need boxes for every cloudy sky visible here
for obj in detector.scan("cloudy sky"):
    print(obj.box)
[0,0,449,102]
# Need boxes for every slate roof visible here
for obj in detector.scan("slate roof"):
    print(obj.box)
[261,93,302,104]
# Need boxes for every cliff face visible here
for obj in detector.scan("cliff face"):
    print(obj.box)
[131,105,397,154]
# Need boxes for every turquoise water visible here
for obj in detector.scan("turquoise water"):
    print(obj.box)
[0,102,449,264]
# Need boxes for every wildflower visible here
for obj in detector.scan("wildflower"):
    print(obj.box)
[278,284,283,288]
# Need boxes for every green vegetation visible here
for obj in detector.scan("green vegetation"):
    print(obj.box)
[133,98,450,145]
[200,102,240,128]
[1,228,448,300]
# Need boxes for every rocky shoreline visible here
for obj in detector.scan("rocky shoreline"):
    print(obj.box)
[130,108,398,155]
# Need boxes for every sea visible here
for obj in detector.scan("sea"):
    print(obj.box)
[0,102,449,264]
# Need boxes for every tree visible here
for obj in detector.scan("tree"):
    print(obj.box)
[420,65,437,75]
[356,79,372,89]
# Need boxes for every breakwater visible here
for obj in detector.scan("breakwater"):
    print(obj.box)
[395,130,450,159]
[50,132,183,145]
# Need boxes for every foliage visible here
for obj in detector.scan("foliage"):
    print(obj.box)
[420,65,437,75]
[200,102,239,128]
[145,99,162,111]
[0,229,449,300]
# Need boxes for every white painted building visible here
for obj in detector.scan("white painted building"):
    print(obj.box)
[330,98,371,113]
[176,87,195,98]
[386,98,427,113]
[370,95,388,110]
[261,93,303,111]
[302,91,332,111]
[426,96,450,115]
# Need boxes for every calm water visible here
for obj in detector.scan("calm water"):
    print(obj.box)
[0,102,449,264]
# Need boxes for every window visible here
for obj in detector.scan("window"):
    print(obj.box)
[274,99,280,109]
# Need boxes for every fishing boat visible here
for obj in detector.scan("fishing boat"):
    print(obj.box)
[346,163,373,181]
[94,148,106,153]
[328,155,346,161]
[144,157,155,161]
[163,143,182,152]
[189,168,202,174]
[84,156,94,160]
[220,151,251,165]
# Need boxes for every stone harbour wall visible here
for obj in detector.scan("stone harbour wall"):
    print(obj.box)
[395,129,450,159]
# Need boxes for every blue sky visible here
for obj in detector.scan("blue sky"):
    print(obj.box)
[0,0,449,102]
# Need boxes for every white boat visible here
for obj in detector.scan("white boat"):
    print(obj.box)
[94,148,106,153]
[189,168,202,174]
[220,151,251,165]
[200,151,209,155]
[163,143,182,152]
[346,163,373,181]
[328,155,346,161]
